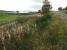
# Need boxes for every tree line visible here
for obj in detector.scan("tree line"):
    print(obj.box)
[58,6,67,11]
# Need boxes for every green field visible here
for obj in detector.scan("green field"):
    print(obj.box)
[0,13,17,24]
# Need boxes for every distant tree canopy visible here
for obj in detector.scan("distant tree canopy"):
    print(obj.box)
[16,11,19,15]
[65,6,67,10]
[42,0,52,16]
[58,7,63,11]
[38,10,41,13]
[58,6,67,11]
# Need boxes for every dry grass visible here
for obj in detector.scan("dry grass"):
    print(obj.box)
[0,13,67,50]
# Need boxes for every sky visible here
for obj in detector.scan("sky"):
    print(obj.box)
[0,0,67,12]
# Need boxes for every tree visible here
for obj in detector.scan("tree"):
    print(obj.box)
[42,0,52,16]
[38,10,41,13]
[58,7,62,11]
[36,0,52,31]
[16,11,19,14]
[65,6,67,10]
[16,11,20,17]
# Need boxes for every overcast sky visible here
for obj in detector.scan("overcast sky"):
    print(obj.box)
[0,0,67,12]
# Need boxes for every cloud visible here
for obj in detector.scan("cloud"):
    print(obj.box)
[32,0,43,3]
[0,0,67,11]
[49,0,67,10]
[0,0,37,11]
[30,3,42,10]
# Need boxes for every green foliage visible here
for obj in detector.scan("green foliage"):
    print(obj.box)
[18,32,33,50]
[36,0,51,31]
[36,16,49,31]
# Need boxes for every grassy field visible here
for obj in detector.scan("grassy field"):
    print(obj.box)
[0,12,34,24]
[0,13,17,24]
[0,12,67,50]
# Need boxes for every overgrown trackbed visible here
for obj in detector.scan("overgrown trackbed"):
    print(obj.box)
[54,11,67,19]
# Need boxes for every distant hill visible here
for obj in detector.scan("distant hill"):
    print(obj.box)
[0,10,40,15]
[0,10,17,13]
